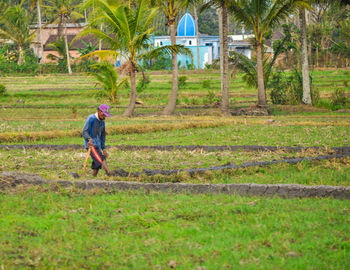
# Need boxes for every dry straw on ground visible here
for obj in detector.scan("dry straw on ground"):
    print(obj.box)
[1,117,349,143]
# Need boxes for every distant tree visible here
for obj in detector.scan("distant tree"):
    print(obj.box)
[201,0,230,115]
[198,7,219,35]
[46,0,83,74]
[191,0,204,71]
[29,0,44,63]
[47,38,67,62]
[230,30,293,88]
[228,0,309,107]
[151,0,194,115]
[331,20,350,58]
[0,3,35,65]
[299,5,312,104]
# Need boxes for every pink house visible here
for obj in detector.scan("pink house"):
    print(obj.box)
[31,23,100,63]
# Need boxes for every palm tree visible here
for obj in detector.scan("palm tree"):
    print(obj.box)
[46,0,83,74]
[0,3,35,65]
[46,38,69,63]
[29,0,44,63]
[201,0,230,115]
[151,0,193,115]
[89,62,129,104]
[192,1,202,71]
[299,6,312,104]
[230,29,293,88]
[77,0,190,117]
[229,0,309,107]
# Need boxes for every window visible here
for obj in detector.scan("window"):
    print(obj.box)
[189,40,192,45]
[160,41,163,46]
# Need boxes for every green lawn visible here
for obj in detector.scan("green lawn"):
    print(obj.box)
[0,188,349,269]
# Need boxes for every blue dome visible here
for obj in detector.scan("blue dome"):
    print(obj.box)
[177,12,196,36]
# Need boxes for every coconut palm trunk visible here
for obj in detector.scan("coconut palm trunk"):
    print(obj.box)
[123,62,137,117]
[256,42,267,106]
[300,8,311,104]
[194,6,201,70]
[219,4,230,115]
[63,20,72,74]
[162,22,178,115]
[18,45,24,65]
[218,8,223,92]
[36,0,44,63]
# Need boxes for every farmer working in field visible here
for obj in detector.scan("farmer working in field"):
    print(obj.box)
[82,104,111,176]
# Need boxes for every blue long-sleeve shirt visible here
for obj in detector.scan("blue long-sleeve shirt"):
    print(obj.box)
[82,114,106,150]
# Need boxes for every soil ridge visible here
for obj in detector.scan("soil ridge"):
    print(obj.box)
[1,171,349,199]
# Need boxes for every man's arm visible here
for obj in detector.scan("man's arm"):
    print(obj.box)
[82,116,93,147]
[101,124,106,150]
[101,123,108,158]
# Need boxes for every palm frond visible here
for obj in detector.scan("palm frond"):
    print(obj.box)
[78,50,120,62]
[137,44,193,63]
[230,51,257,87]
[261,0,309,36]
[88,61,127,103]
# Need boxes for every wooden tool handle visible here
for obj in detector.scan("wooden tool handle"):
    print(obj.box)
[83,148,91,176]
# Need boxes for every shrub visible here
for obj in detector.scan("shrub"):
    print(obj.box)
[182,97,190,105]
[72,60,98,73]
[204,89,220,105]
[269,69,318,105]
[143,51,171,70]
[0,62,39,75]
[311,87,320,105]
[331,88,348,108]
[269,71,288,105]
[136,75,150,93]
[204,63,212,69]
[190,98,200,105]
[38,63,61,74]
[178,76,187,88]
[0,84,7,96]
[201,79,211,89]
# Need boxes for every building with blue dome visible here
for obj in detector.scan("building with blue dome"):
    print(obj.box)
[177,11,196,37]
[152,11,251,69]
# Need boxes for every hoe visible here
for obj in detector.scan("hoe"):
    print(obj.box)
[70,148,91,179]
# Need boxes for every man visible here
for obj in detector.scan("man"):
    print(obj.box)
[82,104,111,176]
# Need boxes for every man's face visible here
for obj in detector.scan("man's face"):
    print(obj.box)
[98,110,106,120]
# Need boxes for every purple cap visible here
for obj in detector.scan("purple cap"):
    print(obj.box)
[98,104,111,117]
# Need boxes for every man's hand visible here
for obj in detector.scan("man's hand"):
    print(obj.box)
[103,149,109,159]
[88,139,93,148]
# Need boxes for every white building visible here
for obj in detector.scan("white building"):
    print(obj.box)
[152,12,252,69]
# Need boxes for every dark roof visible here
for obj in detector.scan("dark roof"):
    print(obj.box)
[44,34,108,51]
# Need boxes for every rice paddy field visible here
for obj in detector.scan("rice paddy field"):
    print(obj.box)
[0,69,349,269]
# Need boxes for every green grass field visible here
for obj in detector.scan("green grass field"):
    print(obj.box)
[1,188,349,269]
[1,69,349,107]
[0,70,349,269]
[0,70,349,184]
